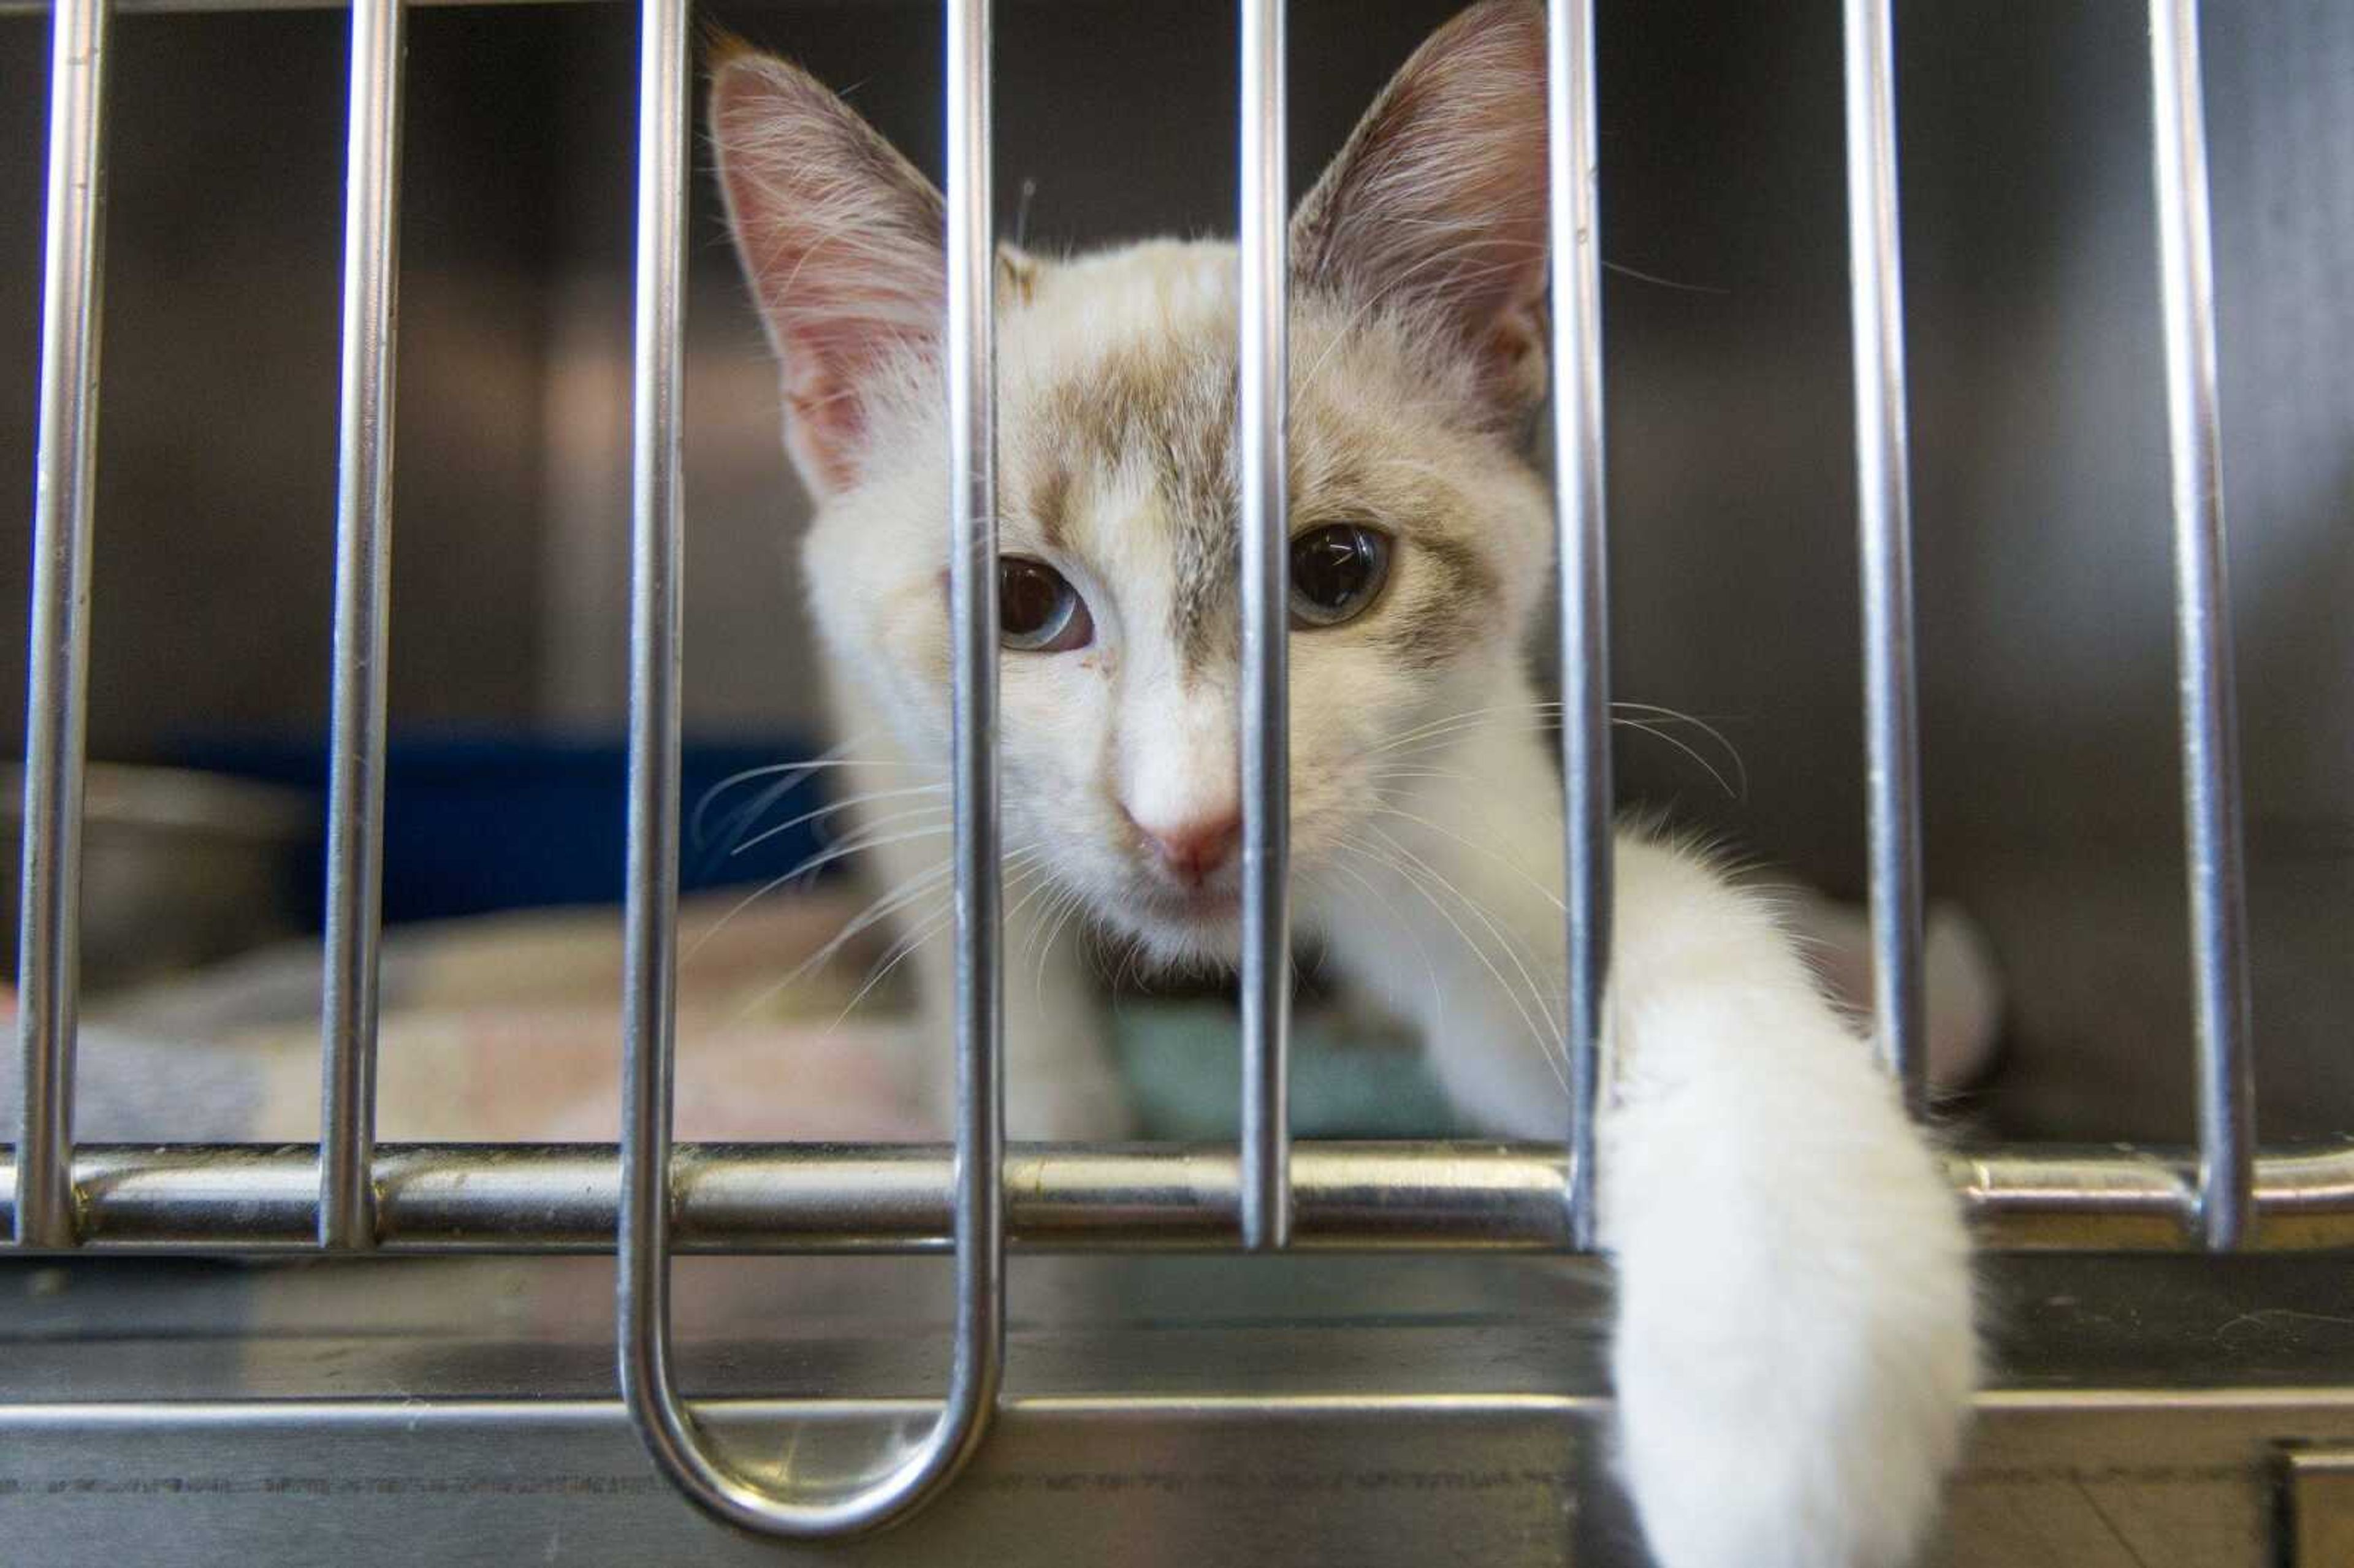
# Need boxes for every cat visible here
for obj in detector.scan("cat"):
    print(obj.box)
[709,4,1977,1566]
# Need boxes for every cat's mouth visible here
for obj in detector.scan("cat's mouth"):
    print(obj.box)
[1139,881,1241,923]
[1127,877,1244,948]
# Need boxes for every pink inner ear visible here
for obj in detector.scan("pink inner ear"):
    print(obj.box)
[778,306,934,493]
[782,379,863,498]
[1289,1,1550,409]
[712,56,946,495]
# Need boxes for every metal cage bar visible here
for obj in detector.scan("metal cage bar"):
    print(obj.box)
[1546,0,1610,1254]
[612,0,690,1497]
[6,1139,2354,1255]
[316,0,404,1254]
[2146,0,2255,1253]
[611,0,1005,1537]
[1236,0,1292,1254]
[12,0,109,1251]
[1840,0,1927,1113]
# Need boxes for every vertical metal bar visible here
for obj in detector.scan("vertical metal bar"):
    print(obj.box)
[939,0,1011,1472]
[1236,0,1290,1252]
[614,0,693,1498]
[2147,0,2253,1251]
[13,0,109,1251]
[1547,0,1610,1253]
[1841,0,1927,1114]
[614,0,1002,1532]
[317,0,404,1253]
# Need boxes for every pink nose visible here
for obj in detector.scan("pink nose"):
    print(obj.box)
[1132,809,1241,886]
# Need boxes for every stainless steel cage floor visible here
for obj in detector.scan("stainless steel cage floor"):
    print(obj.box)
[6,1250,2352,1566]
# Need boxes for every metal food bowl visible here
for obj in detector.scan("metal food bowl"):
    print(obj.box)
[2,764,316,998]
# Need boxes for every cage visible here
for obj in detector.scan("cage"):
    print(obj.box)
[3,0,2352,1564]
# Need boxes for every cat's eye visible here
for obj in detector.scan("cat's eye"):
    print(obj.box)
[1289,523,1393,628]
[999,557,1094,652]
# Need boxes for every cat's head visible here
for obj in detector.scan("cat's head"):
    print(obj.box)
[712,1,1553,965]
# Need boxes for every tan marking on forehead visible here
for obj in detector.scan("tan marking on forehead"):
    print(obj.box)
[1036,336,1241,668]
[1002,248,1525,679]
[1029,458,1073,553]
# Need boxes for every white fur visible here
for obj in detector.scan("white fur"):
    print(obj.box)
[1318,693,1976,1568]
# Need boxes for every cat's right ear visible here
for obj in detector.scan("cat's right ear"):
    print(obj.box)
[1290,1,1548,416]
[709,44,946,497]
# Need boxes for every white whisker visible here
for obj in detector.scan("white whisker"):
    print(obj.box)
[1363,799,1564,916]
[1370,823,1564,1048]
[1614,717,1740,799]
[1323,852,1442,1026]
[728,781,950,859]
[1343,834,1567,1097]
[680,816,954,965]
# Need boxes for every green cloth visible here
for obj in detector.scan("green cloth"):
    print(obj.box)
[1112,1000,1468,1139]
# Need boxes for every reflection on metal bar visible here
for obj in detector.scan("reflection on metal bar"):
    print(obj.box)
[12,0,109,1251]
[1546,0,1609,1253]
[612,0,1004,1539]
[2147,0,2253,1252]
[4,1141,2353,1255]
[1840,0,1927,1115]
[317,0,404,1254]
[1236,0,1291,1254]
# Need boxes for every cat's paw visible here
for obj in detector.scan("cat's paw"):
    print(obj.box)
[1615,1316,1971,1568]
[1605,1048,1975,1567]
[1611,1225,1974,1567]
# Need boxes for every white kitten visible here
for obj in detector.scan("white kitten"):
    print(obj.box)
[710,6,1977,1566]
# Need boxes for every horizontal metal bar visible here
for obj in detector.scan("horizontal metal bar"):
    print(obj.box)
[2,1141,2352,1254]
[1,1143,1567,1254]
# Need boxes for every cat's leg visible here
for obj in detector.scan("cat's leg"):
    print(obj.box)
[987,900,1135,1140]
[1322,710,1975,1568]
[895,924,1131,1139]
[1594,835,1975,1568]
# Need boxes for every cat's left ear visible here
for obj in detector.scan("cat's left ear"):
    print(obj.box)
[1290,0,1548,414]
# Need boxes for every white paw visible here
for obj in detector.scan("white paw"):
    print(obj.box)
[1615,1311,1972,1568]
[1606,1052,1976,1567]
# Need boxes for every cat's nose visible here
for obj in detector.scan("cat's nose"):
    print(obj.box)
[1130,807,1241,886]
